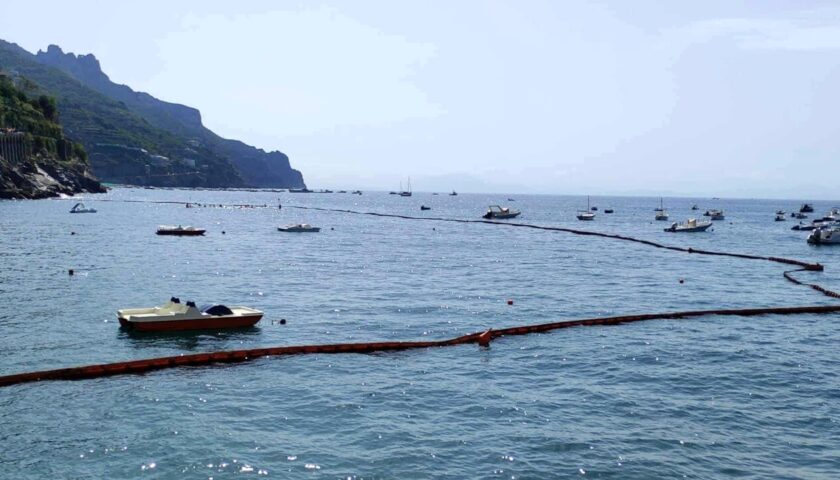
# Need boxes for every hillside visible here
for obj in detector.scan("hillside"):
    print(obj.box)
[34,44,305,188]
[0,75,104,198]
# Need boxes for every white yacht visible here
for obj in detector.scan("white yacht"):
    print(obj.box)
[664,218,712,232]
[807,226,840,245]
[278,223,321,232]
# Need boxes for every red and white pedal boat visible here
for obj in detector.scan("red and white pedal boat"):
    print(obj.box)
[117,297,263,332]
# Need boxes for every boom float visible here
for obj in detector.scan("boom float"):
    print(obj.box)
[1,305,839,388]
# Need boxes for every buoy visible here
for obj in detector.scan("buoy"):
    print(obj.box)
[478,329,492,347]
[222,231,226,235]
[280,319,286,325]
[507,299,514,305]
[679,279,684,284]
[68,269,74,276]
[70,231,76,235]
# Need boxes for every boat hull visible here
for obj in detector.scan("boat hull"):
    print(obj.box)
[156,230,206,236]
[118,313,262,332]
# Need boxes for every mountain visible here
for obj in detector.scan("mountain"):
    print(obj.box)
[0,74,104,198]
[34,45,304,189]
[0,40,305,188]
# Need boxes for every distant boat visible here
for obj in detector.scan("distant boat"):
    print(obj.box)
[664,218,712,232]
[399,178,412,197]
[794,212,808,219]
[775,214,786,221]
[483,205,520,219]
[278,223,321,232]
[590,206,598,211]
[432,193,439,195]
[691,204,699,210]
[70,202,96,213]
[655,198,669,221]
[352,190,362,195]
[577,196,595,221]
[800,203,814,213]
[288,188,312,193]
[420,205,431,211]
[156,225,205,236]
[604,208,614,214]
[507,198,515,201]
[704,209,725,220]
[776,210,785,215]
[449,191,458,196]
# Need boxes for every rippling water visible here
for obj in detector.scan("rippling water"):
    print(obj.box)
[2,189,840,478]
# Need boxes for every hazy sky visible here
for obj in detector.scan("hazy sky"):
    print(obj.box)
[2,1,840,198]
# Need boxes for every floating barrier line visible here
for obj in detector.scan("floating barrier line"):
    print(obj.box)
[2,304,839,388]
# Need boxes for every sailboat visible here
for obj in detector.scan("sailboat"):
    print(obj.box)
[655,198,669,221]
[577,196,595,221]
[399,177,412,197]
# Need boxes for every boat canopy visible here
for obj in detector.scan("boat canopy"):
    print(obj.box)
[201,304,234,316]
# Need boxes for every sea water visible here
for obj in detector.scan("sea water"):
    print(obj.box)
[1,188,840,478]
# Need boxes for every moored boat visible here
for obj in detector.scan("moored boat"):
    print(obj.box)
[117,297,263,331]
[577,196,595,220]
[70,202,97,213]
[704,209,724,220]
[484,205,521,219]
[664,218,712,232]
[420,205,431,211]
[604,208,614,214]
[775,214,786,221]
[807,226,840,245]
[800,203,814,213]
[278,223,321,232]
[654,197,668,221]
[156,225,205,236]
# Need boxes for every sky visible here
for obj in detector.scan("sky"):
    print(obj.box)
[1,0,839,198]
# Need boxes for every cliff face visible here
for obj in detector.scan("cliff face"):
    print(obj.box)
[0,77,105,199]
[34,44,305,188]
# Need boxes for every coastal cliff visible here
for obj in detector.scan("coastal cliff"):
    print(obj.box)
[0,76,104,199]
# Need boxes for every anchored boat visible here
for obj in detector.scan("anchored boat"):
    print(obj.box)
[278,223,320,232]
[655,198,669,221]
[118,297,263,331]
[800,203,814,213]
[156,225,205,236]
[664,218,712,232]
[807,226,840,245]
[484,205,521,219]
[70,202,96,213]
[577,196,595,221]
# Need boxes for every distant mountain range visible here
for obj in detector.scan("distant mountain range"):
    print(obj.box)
[0,40,304,188]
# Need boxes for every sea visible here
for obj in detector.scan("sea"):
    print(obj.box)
[2,188,840,479]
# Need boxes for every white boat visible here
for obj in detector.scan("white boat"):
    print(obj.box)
[278,223,321,232]
[655,198,668,221]
[484,205,521,219]
[664,218,712,232]
[70,202,97,213]
[118,297,263,332]
[156,225,206,236]
[807,226,840,245]
[577,196,595,220]
[775,210,786,215]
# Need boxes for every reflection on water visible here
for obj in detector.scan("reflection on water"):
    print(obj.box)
[118,326,263,350]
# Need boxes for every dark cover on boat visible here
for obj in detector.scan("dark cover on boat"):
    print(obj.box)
[202,304,234,316]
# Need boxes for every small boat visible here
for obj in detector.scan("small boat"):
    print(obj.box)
[704,209,724,220]
[590,206,598,211]
[352,190,362,195]
[337,190,347,193]
[794,212,808,219]
[288,188,313,193]
[800,203,814,213]
[507,198,515,202]
[483,205,521,219]
[398,178,412,197]
[775,214,786,221]
[604,208,614,214]
[449,191,458,196]
[807,226,840,245]
[792,222,818,231]
[775,210,785,215]
[432,193,439,196]
[655,198,668,221]
[691,204,699,210]
[664,218,712,232]
[420,205,431,211]
[118,297,263,332]
[577,196,595,220]
[156,225,205,236]
[278,223,321,232]
[70,202,97,213]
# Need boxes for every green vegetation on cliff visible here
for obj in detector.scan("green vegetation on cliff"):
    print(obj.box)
[0,75,104,198]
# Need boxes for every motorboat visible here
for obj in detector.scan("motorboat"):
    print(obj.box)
[577,196,595,220]
[800,203,814,213]
[775,214,786,221]
[352,190,363,195]
[704,209,724,220]
[691,205,699,211]
[664,218,712,232]
[604,208,614,214]
[278,223,321,232]
[794,212,808,219]
[70,202,97,213]
[288,188,313,193]
[117,297,263,332]
[807,226,840,245]
[775,210,785,215]
[590,206,598,211]
[449,191,458,196]
[655,198,668,221]
[420,205,431,211]
[484,205,521,219]
[156,225,206,236]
